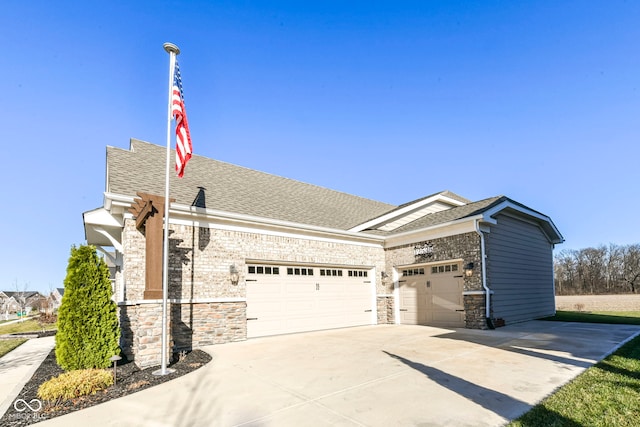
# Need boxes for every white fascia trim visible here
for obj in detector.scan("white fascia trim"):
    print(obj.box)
[384,215,496,248]
[83,207,123,228]
[370,267,378,325]
[169,203,384,247]
[463,290,493,296]
[102,192,384,245]
[482,201,564,243]
[104,192,136,209]
[117,297,247,306]
[171,215,383,248]
[348,194,467,233]
[392,268,401,325]
[394,257,464,269]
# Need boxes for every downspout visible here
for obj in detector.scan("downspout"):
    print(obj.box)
[475,219,494,329]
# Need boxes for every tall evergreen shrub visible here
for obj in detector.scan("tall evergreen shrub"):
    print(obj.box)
[56,245,120,370]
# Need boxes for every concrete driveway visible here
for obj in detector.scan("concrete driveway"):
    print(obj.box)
[39,321,640,427]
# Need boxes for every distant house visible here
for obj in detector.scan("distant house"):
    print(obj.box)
[0,291,20,317]
[1,291,46,314]
[84,139,564,368]
[50,287,65,310]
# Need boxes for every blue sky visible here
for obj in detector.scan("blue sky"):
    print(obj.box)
[2,1,639,294]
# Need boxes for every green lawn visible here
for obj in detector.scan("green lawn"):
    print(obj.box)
[509,312,640,426]
[544,310,640,325]
[0,338,28,358]
[0,318,57,335]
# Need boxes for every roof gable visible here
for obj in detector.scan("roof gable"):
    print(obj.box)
[349,191,469,233]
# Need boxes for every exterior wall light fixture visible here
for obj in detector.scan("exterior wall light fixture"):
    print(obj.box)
[464,262,474,277]
[381,271,391,285]
[229,265,240,286]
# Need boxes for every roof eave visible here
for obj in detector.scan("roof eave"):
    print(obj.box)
[481,200,564,245]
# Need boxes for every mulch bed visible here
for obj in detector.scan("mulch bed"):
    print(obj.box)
[1,342,212,427]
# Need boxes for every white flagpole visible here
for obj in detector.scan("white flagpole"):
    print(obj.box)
[154,42,180,376]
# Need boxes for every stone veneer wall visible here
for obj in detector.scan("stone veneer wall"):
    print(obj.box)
[463,294,487,329]
[376,296,394,324]
[119,303,171,368]
[385,232,489,329]
[171,302,246,352]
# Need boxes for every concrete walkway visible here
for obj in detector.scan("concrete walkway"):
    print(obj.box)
[34,321,640,427]
[0,336,55,417]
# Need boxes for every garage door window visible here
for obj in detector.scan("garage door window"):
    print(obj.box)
[287,267,314,276]
[431,264,458,274]
[402,268,425,276]
[347,270,368,278]
[248,265,280,275]
[320,269,343,277]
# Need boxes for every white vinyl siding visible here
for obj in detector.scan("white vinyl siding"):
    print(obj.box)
[486,214,555,324]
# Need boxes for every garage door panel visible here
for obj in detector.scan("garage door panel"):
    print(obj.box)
[399,263,464,328]
[247,266,373,338]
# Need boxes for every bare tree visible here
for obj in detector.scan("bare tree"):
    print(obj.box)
[554,243,640,295]
[621,244,640,294]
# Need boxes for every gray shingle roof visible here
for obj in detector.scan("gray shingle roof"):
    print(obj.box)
[107,140,397,230]
[104,140,562,242]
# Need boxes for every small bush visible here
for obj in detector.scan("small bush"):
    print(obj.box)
[37,369,114,402]
[38,313,58,325]
[38,313,57,332]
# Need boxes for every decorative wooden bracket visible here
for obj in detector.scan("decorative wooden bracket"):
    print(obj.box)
[129,192,175,300]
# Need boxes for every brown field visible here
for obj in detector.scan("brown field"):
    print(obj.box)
[556,294,640,312]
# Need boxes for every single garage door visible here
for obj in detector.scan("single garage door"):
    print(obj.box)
[399,262,465,328]
[246,264,374,338]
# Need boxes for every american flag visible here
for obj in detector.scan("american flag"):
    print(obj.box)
[172,60,192,178]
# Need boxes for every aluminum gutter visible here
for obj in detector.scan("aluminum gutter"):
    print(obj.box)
[475,219,494,329]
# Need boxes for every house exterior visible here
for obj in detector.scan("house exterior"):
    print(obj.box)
[84,139,563,367]
[50,288,65,311]
[1,291,46,315]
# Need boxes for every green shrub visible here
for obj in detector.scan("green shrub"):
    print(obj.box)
[37,369,114,401]
[56,245,120,370]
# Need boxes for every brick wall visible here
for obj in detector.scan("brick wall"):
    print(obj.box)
[122,219,146,301]
[120,218,386,366]
[163,223,387,299]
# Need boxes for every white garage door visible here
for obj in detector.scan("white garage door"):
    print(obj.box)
[246,265,374,338]
[399,262,465,328]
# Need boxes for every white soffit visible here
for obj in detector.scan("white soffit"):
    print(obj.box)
[83,207,123,227]
[377,202,456,231]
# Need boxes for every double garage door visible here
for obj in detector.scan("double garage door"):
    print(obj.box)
[246,264,373,338]
[399,262,465,328]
